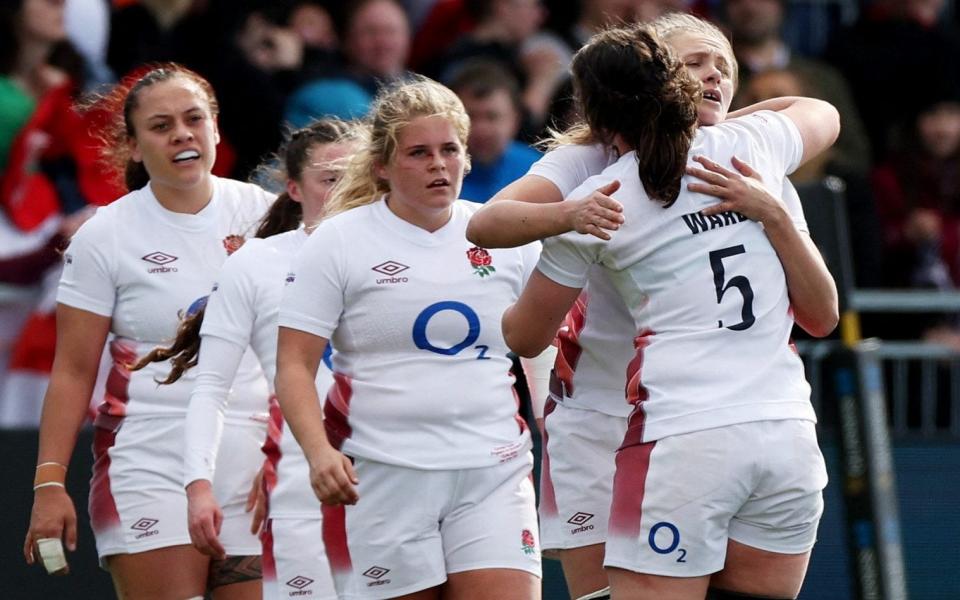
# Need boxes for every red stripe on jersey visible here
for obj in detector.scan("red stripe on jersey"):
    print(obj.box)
[537,398,559,518]
[323,373,353,450]
[608,409,656,538]
[553,293,589,398]
[321,505,352,573]
[261,395,283,517]
[89,425,121,534]
[625,329,654,409]
[261,518,276,583]
[95,339,137,423]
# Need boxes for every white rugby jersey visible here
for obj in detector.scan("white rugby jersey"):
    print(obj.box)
[58,177,272,423]
[537,111,815,441]
[279,199,540,470]
[528,116,809,417]
[186,228,333,517]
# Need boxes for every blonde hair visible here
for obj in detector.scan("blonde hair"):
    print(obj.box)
[651,12,738,91]
[324,76,471,218]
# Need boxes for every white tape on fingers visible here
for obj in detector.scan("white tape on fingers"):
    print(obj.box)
[36,538,68,575]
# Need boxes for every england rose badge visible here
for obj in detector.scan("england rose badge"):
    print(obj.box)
[466,246,496,278]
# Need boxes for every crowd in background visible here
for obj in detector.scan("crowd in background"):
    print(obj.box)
[2,0,960,427]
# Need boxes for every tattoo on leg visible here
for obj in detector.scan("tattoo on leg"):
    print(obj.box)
[208,555,262,589]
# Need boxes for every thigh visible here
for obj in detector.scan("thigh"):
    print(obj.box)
[214,421,268,556]
[209,555,262,599]
[107,544,208,600]
[606,567,709,600]
[443,568,540,600]
[264,517,337,600]
[442,454,541,580]
[710,539,811,599]
[333,459,449,599]
[92,418,193,565]
[555,544,608,599]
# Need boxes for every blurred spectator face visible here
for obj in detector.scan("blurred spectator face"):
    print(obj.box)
[20,0,66,44]
[893,0,946,26]
[344,0,410,79]
[493,0,545,43]
[460,87,520,165]
[737,69,803,107]
[289,2,337,50]
[670,32,735,125]
[724,0,783,44]
[582,0,636,26]
[918,102,960,159]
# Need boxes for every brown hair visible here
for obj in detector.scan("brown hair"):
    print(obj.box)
[130,297,207,384]
[571,25,700,206]
[91,63,219,192]
[255,118,358,237]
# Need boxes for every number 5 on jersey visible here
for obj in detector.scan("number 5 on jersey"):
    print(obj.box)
[709,245,755,331]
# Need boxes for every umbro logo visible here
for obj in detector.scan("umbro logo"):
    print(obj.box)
[142,252,178,265]
[373,261,409,285]
[131,517,159,539]
[363,566,392,587]
[142,252,179,274]
[286,574,314,596]
[568,511,595,534]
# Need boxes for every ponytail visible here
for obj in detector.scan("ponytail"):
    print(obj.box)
[130,299,206,384]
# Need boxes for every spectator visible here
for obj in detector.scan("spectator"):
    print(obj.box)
[450,60,540,203]
[825,0,960,161]
[338,0,412,96]
[433,0,570,134]
[722,0,872,175]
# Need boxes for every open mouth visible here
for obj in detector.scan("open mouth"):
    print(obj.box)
[173,149,200,163]
[702,90,721,104]
[427,178,450,189]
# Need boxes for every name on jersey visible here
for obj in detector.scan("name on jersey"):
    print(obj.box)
[681,210,749,235]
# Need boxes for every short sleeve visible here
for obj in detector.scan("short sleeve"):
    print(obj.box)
[536,231,599,290]
[200,241,261,348]
[527,143,613,198]
[57,210,116,316]
[779,178,809,234]
[278,221,346,338]
[518,240,543,286]
[739,110,804,176]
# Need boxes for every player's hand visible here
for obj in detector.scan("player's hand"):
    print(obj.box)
[186,480,226,559]
[568,180,624,240]
[24,486,76,570]
[246,465,267,535]
[686,155,786,226]
[307,445,359,506]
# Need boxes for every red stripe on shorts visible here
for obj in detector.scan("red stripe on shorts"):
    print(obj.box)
[88,425,120,533]
[321,505,352,573]
[538,398,559,518]
[608,412,656,538]
[323,373,353,450]
[261,518,276,582]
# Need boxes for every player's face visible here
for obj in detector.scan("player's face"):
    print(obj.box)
[669,32,735,126]
[289,141,353,225]
[379,114,466,228]
[128,77,219,192]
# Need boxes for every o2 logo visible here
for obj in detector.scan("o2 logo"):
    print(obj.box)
[412,301,490,359]
[648,521,687,563]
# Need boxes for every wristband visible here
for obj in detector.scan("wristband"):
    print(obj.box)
[36,538,69,575]
[34,462,67,488]
[33,481,66,491]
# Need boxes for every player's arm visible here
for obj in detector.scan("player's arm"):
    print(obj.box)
[503,270,582,357]
[466,176,623,248]
[728,96,840,167]
[275,327,358,505]
[689,156,838,337]
[25,304,111,567]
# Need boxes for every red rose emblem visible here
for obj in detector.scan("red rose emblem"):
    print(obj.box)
[466,246,496,277]
[223,234,245,256]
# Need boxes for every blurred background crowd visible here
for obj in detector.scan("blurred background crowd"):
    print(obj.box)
[2,0,960,427]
